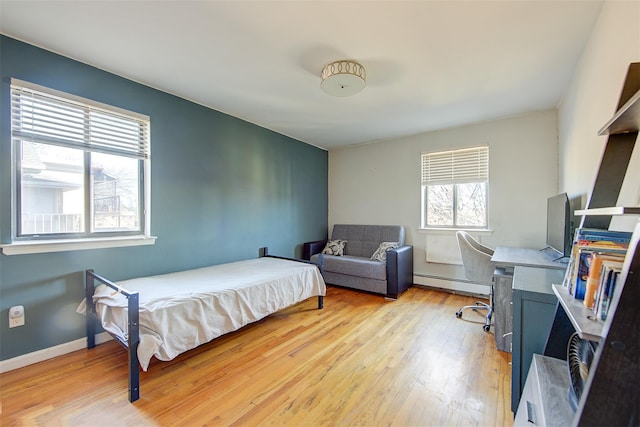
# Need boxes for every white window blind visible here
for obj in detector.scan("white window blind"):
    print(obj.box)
[10,78,149,159]
[8,78,153,249]
[421,146,488,185]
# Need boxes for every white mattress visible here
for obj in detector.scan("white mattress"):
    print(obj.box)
[89,257,326,370]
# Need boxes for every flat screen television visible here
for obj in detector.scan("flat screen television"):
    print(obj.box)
[546,193,572,258]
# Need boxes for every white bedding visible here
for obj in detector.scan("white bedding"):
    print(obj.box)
[88,257,326,371]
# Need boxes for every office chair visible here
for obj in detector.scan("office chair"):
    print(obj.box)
[455,231,496,332]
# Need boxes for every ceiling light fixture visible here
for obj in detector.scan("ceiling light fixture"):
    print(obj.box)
[321,60,366,97]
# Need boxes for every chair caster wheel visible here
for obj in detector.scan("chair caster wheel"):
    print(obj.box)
[483,324,491,332]
[455,311,462,318]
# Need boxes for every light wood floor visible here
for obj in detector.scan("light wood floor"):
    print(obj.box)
[1,286,512,426]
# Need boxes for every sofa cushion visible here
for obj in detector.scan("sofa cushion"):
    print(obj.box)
[321,239,346,256]
[331,224,405,258]
[370,242,400,262]
[312,254,387,281]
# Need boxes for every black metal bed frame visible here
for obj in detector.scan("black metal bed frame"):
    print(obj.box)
[84,248,324,403]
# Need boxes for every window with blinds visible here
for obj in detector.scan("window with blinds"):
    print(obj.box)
[421,146,489,228]
[10,78,150,238]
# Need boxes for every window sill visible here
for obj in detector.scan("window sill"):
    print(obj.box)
[1,235,157,256]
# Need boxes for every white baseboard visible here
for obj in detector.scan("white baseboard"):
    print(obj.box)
[0,332,113,374]
[413,274,490,297]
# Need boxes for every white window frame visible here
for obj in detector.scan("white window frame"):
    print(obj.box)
[2,79,155,255]
[421,146,489,230]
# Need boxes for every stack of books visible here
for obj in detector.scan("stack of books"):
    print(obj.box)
[562,228,631,321]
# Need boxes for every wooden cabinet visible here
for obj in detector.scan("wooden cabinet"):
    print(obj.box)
[514,354,574,426]
[510,266,565,413]
[493,267,513,353]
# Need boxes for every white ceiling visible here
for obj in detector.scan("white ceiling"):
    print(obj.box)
[0,0,604,150]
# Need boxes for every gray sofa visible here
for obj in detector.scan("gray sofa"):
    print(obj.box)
[303,224,413,299]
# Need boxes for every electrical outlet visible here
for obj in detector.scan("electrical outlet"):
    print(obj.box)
[9,305,25,328]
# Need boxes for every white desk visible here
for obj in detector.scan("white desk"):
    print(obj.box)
[492,246,567,271]
[492,247,568,412]
[511,266,566,413]
[490,246,567,354]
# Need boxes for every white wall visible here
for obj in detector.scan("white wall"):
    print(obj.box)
[559,0,640,232]
[328,110,559,292]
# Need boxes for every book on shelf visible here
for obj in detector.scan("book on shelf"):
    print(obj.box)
[561,228,631,299]
[583,252,626,308]
[593,259,623,321]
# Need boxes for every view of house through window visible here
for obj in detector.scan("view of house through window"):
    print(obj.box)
[12,79,149,239]
[20,142,84,234]
[92,152,140,232]
[19,143,141,235]
[421,146,488,229]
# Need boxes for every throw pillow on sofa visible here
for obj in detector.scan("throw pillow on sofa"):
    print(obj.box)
[322,239,347,256]
[370,242,400,262]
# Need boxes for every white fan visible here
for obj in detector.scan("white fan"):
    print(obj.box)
[566,332,596,410]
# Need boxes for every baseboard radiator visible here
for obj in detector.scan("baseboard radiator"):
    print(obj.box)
[425,234,463,265]
[413,273,490,297]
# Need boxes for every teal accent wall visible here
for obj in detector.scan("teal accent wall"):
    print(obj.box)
[0,36,328,361]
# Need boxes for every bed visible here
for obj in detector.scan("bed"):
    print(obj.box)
[82,250,326,402]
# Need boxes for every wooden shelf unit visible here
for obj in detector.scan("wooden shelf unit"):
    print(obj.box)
[575,206,640,216]
[599,89,640,135]
[515,62,640,426]
[572,223,640,425]
[580,63,639,230]
[551,284,604,342]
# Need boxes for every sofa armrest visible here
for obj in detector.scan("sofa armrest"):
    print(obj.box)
[386,245,414,299]
[303,239,328,260]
